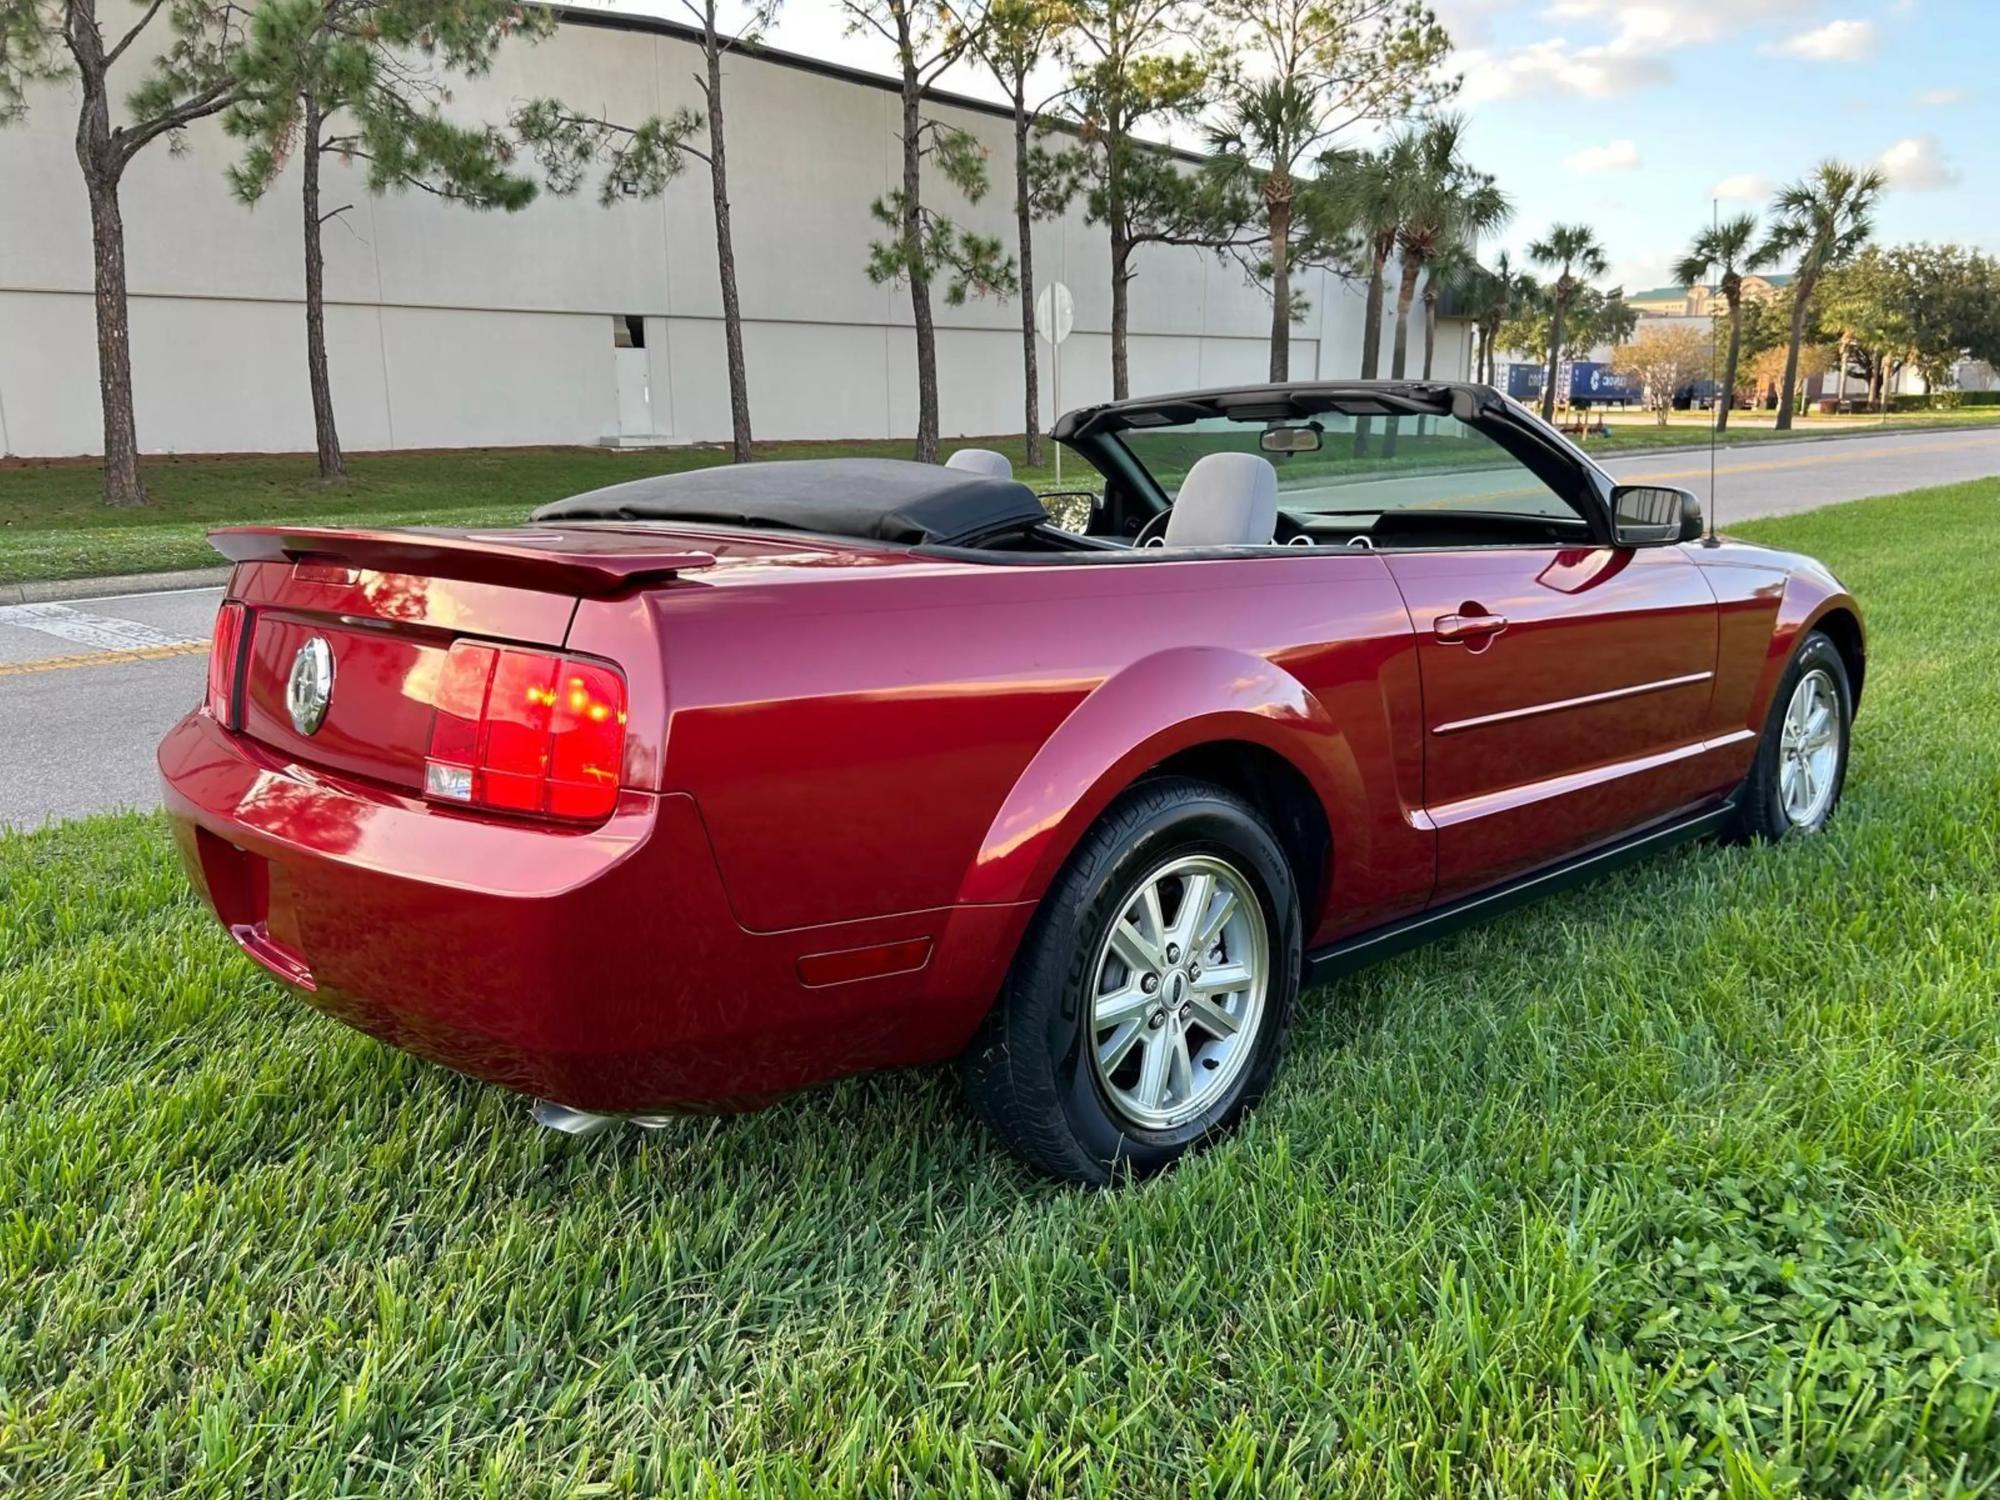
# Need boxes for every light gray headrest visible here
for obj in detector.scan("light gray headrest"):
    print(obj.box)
[1163,452,1278,547]
[944,448,1012,479]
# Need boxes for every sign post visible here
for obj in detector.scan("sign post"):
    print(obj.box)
[1034,281,1074,484]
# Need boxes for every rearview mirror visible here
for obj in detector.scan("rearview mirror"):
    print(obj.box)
[1260,424,1322,454]
[1611,484,1703,546]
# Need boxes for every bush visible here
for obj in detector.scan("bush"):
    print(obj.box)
[1889,390,2000,411]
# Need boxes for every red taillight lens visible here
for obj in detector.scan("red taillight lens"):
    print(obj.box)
[423,641,628,822]
[206,601,248,726]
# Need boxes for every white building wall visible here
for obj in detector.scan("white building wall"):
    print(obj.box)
[0,13,1466,458]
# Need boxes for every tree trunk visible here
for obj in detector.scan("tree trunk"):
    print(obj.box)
[300,92,345,482]
[1389,252,1419,379]
[1383,255,1421,456]
[899,68,939,463]
[706,31,753,463]
[1868,350,1884,410]
[1718,293,1742,433]
[1541,293,1567,422]
[1352,246,1388,456]
[1421,290,1437,380]
[72,20,146,507]
[1012,97,1040,465]
[1358,243,1387,377]
[1774,272,1814,432]
[1266,176,1291,382]
[1107,137,1131,401]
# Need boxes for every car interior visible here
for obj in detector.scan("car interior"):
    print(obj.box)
[535,384,1643,564]
[918,384,1618,562]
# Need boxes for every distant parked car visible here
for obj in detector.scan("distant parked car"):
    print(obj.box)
[160,381,1863,1183]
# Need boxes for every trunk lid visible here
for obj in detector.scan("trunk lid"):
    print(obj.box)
[211,521,920,792]
[214,525,714,793]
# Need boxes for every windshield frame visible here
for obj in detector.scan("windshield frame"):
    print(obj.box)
[1057,381,1616,547]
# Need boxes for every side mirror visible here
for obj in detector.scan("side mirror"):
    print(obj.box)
[1611,484,1703,546]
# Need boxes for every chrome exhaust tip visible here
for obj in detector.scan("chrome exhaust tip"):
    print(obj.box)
[530,1099,620,1137]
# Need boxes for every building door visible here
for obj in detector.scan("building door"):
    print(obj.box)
[613,316,652,438]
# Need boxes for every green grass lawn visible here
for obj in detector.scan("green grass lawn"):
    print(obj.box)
[4,406,1998,584]
[4,481,2000,1496]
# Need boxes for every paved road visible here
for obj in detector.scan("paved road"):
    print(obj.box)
[4,425,1997,830]
[1596,425,2000,523]
[2,588,220,829]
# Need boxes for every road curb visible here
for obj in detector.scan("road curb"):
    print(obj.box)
[0,566,232,606]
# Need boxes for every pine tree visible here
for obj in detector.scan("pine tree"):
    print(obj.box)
[513,0,777,464]
[845,0,1016,463]
[2,0,258,504]
[227,0,547,481]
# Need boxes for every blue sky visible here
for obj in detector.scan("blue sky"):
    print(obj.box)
[1431,0,1994,291]
[604,0,1993,294]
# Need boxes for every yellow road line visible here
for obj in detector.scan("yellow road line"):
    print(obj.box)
[1409,432,2000,509]
[1624,433,2000,484]
[0,641,209,678]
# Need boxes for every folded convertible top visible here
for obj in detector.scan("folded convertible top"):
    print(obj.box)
[531,458,1049,547]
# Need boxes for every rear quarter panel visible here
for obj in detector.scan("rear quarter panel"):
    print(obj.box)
[568,552,1428,940]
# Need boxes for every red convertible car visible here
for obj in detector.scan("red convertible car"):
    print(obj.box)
[160,381,1862,1183]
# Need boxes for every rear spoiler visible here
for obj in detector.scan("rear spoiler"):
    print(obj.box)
[208,525,718,598]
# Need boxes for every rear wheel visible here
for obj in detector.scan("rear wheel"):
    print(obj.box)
[1732,630,1853,841]
[959,777,1301,1185]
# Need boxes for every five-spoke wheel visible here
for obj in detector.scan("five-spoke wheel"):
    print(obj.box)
[1089,855,1269,1131]
[1734,629,1854,841]
[1777,668,1841,828]
[959,777,1301,1185]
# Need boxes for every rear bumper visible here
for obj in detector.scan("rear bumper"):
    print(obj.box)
[158,711,1029,1112]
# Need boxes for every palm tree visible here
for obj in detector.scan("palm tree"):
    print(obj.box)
[1323,144,1404,386]
[1420,240,1474,381]
[1316,144,1403,456]
[1388,115,1511,382]
[1208,78,1322,381]
[1675,214,1771,433]
[1526,223,1608,422]
[1757,161,1885,430]
[1467,250,1537,385]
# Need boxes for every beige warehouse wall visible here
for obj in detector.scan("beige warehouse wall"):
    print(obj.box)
[0,15,1464,457]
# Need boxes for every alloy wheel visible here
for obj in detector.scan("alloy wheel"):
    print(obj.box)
[1778,667,1841,827]
[1087,854,1269,1130]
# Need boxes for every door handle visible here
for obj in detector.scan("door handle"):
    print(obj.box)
[1434,611,1508,644]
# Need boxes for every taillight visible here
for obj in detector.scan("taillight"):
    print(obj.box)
[423,641,628,822]
[206,601,248,727]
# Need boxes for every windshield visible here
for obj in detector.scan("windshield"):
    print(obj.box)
[1117,410,1583,523]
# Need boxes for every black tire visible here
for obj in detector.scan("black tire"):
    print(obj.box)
[959,776,1302,1185]
[1730,629,1854,842]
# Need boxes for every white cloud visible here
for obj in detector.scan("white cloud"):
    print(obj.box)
[1540,0,1811,54]
[1462,0,1816,104]
[1712,173,1773,202]
[1607,254,1677,294]
[1914,87,1963,106]
[1762,19,1878,61]
[1877,135,1960,190]
[1426,0,1521,49]
[1458,39,1670,104]
[1564,139,1641,173]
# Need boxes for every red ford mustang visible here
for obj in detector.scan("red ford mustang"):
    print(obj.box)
[160,382,1863,1183]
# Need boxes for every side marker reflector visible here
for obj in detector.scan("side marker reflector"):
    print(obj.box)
[796,937,933,988]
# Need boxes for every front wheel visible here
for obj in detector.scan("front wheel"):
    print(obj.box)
[1732,629,1853,841]
[959,776,1301,1185]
